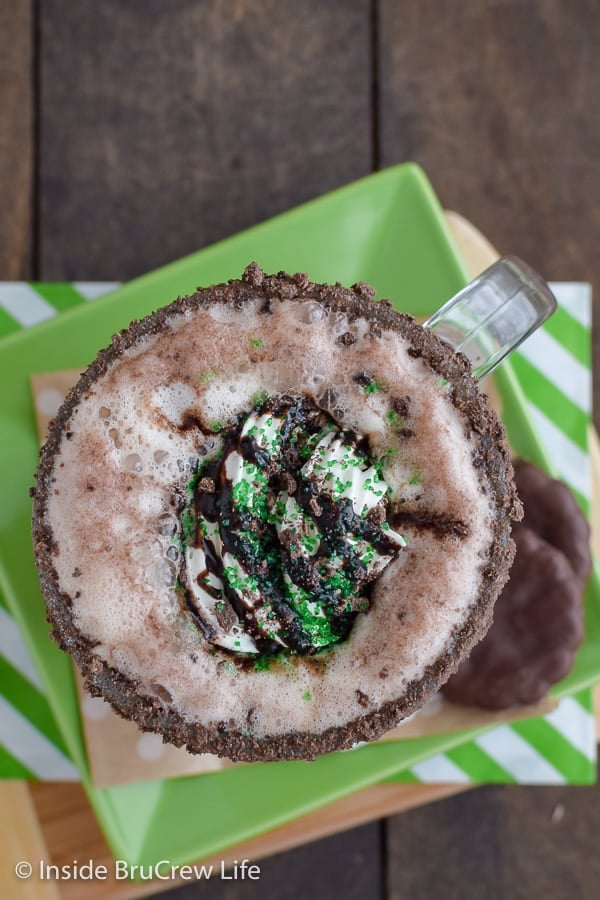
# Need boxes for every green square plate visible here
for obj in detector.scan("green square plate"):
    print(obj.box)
[2,163,599,866]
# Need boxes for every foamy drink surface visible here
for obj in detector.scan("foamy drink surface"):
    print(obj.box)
[33,265,519,761]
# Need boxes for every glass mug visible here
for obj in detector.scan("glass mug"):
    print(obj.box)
[425,256,557,379]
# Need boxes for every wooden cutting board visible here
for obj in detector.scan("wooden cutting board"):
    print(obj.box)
[1,212,596,900]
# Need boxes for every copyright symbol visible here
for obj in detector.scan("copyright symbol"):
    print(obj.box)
[15,861,32,879]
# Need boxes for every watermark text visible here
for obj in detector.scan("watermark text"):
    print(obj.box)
[14,858,260,882]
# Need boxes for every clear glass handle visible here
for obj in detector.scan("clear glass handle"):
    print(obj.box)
[424,256,557,380]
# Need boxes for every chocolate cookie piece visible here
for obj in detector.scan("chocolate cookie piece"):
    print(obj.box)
[442,525,584,710]
[514,460,592,582]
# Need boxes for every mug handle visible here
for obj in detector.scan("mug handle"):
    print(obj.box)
[424,256,557,380]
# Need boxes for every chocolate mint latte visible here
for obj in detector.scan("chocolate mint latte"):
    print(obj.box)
[32,264,520,761]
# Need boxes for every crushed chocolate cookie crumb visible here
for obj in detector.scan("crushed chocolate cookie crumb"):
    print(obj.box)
[293,271,310,290]
[309,497,323,517]
[392,396,410,418]
[368,505,386,525]
[352,281,376,300]
[391,510,470,540]
[215,600,238,631]
[243,262,265,288]
[284,473,297,494]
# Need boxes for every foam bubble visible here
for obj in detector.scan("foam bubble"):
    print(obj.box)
[123,453,143,472]
[108,428,122,448]
[152,382,196,426]
[200,373,263,424]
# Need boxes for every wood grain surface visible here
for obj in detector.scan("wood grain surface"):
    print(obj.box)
[378,0,600,423]
[40,0,372,280]
[386,784,600,900]
[1,2,599,899]
[0,0,33,278]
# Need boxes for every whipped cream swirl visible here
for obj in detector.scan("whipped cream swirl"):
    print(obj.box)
[180,397,405,655]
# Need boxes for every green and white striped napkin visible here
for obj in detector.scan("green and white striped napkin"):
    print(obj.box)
[0,282,119,779]
[391,282,596,785]
[0,282,595,783]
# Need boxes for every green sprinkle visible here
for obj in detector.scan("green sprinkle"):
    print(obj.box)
[282,579,339,648]
[409,470,422,486]
[324,570,354,598]
[187,473,198,494]
[333,476,346,496]
[249,336,263,349]
[386,409,401,427]
[181,507,195,543]
[209,420,224,433]
[302,690,312,701]
[251,389,268,407]
[240,529,261,553]
[222,564,258,593]
[198,370,218,383]
[232,469,269,521]
[374,447,397,477]
[301,533,319,554]
[254,657,271,672]
[362,378,386,395]
[362,545,376,565]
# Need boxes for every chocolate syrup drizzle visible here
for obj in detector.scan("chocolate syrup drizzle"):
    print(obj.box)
[180,397,404,656]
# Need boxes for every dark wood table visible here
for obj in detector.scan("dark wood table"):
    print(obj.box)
[2,2,600,898]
